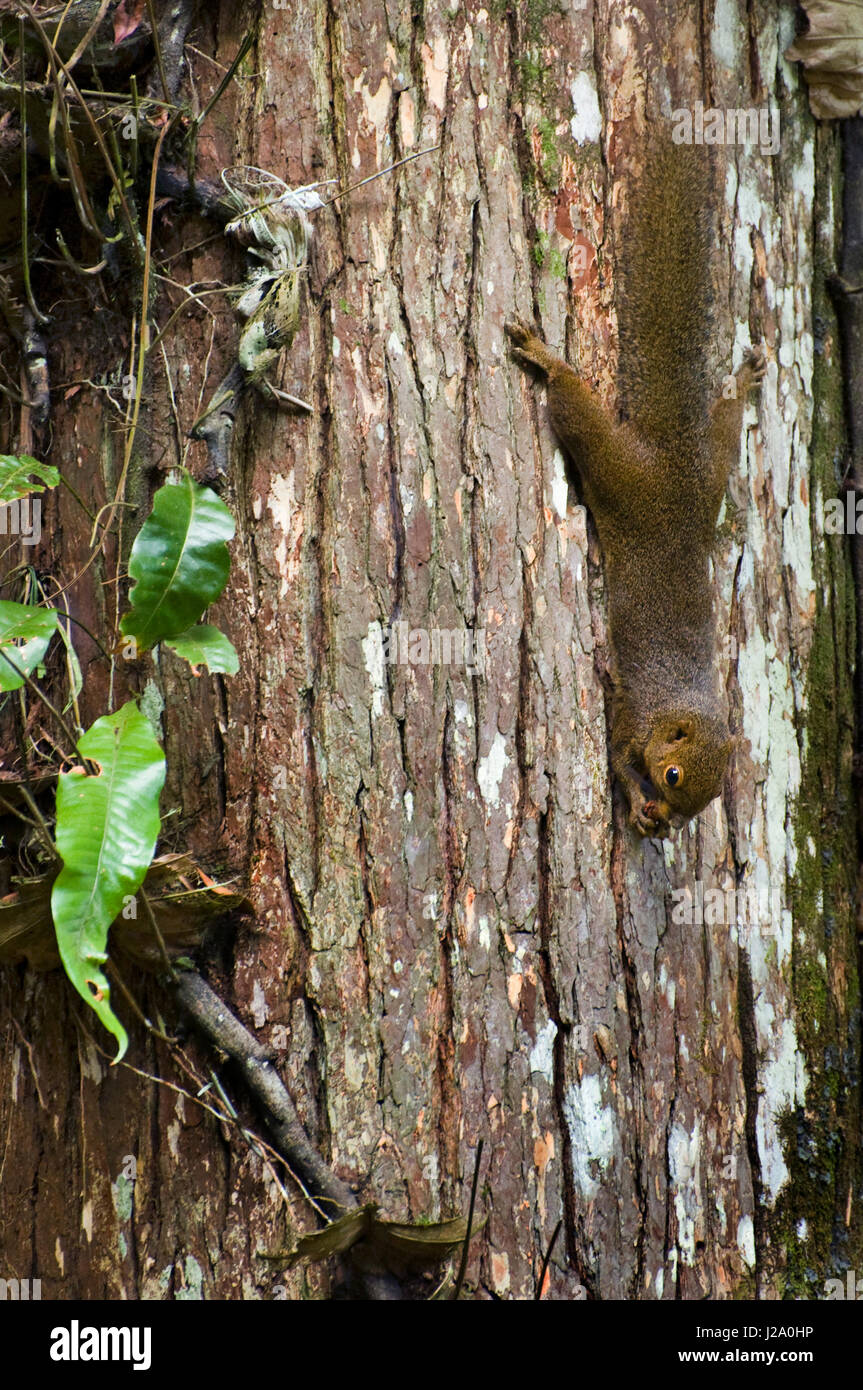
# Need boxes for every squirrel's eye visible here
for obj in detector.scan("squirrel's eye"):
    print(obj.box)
[665,766,681,787]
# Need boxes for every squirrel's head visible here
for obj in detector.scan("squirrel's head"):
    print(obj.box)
[644,714,733,826]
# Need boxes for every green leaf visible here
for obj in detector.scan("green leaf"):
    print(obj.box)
[0,600,58,692]
[163,624,239,675]
[0,454,60,503]
[51,701,166,1061]
[56,616,83,709]
[120,472,235,652]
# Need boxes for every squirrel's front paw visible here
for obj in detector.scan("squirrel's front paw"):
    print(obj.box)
[737,345,767,391]
[630,804,657,836]
[505,317,546,363]
[629,800,666,839]
[505,318,534,349]
[506,318,556,376]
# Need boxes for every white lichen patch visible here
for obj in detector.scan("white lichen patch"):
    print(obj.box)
[710,0,741,70]
[477,730,508,806]
[530,1019,558,1083]
[754,1011,807,1201]
[737,1213,756,1268]
[569,72,602,143]
[668,1118,702,1264]
[355,72,392,167]
[737,628,802,874]
[562,1073,615,1201]
[363,621,386,719]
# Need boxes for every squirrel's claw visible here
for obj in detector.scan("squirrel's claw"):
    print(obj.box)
[505,318,534,347]
[506,318,559,377]
[629,796,669,839]
[630,805,658,837]
[505,319,538,363]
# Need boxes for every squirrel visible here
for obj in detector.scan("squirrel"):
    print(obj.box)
[507,136,766,838]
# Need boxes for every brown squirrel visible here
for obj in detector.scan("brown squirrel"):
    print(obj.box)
[507,137,766,837]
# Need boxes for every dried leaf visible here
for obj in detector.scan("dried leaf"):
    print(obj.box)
[289,1208,375,1264]
[786,1,863,119]
[369,1214,487,1267]
[113,0,148,45]
[290,1207,486,1271]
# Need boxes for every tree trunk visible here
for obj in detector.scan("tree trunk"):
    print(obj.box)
[0,0,860,1301]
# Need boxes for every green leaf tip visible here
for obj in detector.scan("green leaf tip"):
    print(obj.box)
[51,701,166,1061]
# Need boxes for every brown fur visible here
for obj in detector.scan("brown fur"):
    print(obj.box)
[506,143,765,837]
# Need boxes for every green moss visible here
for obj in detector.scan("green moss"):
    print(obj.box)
[491,0,562,42]
[536,115,561,189]
[733,1270,758,1299]
[532,230,566,280]
[514,49,547,99]
[762,123,863,1300]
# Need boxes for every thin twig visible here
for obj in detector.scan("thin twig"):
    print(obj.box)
[451,1138,483,1300]
[16,0,142,258]
[18,21,49,326]
[1,647,86,763]
[535,1219,563,1300]
[320,144,440,208]
[105,959,176,1044]
[191,30,254,140]
[242,145,441,224]
[10,704,58,861]
[172,969,356,1215]
[144,0,171,104]
[62,0,112,76]
[138,887,175,978]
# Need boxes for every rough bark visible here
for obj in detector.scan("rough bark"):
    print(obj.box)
[0,0,860,1301]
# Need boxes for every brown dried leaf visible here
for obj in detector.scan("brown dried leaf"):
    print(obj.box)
[786,1,863,119]
[290,1207,486,1271]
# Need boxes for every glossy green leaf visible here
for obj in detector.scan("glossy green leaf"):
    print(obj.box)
[0,454,59,503]
[120,472,235,652]
[0,600,58,692]
[51,700,166,1061]
[163,624,239,674]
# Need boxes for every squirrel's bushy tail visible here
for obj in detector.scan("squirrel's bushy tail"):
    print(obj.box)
[616,136,713,461]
